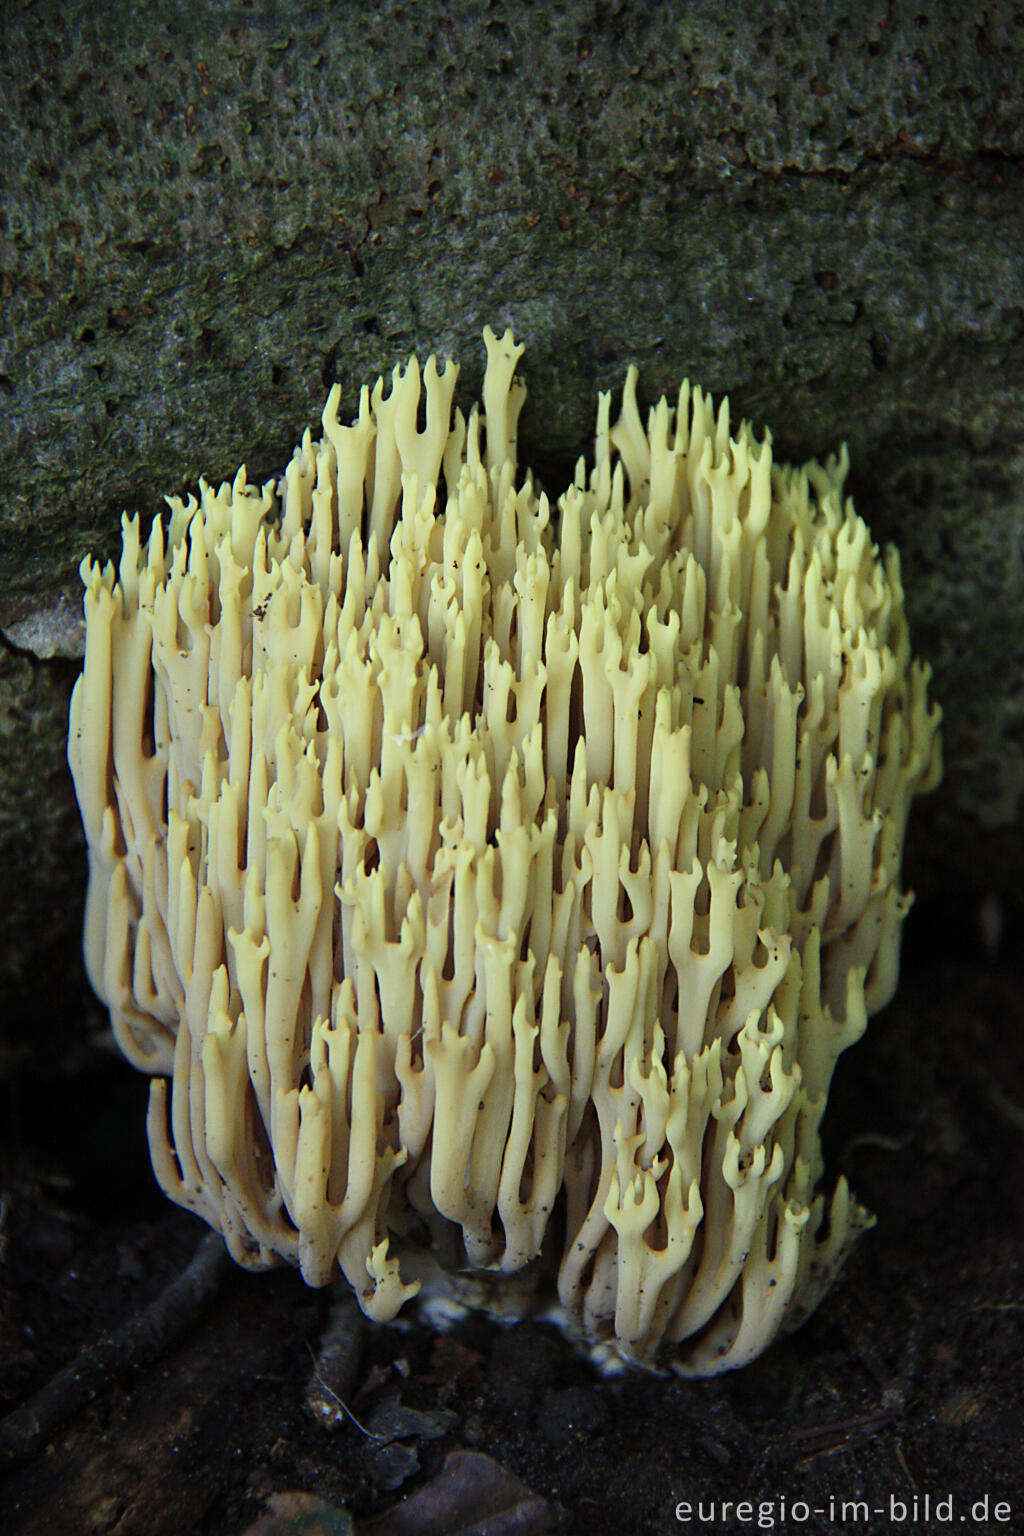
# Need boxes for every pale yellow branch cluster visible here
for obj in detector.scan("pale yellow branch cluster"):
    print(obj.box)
[69,328,940,1373]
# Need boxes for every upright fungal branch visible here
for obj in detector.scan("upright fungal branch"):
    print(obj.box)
[68,329,940,1373]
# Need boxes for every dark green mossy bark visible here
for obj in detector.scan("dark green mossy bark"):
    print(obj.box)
[2,0,1023,1048]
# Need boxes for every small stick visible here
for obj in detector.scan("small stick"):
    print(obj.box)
[0,1229,229,1469]
[304,1293,370,1433]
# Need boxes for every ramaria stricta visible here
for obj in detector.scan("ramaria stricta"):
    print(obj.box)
[69,328,940,1373]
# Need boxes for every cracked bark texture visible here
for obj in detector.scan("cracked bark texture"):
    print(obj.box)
[1,0,1023,1053]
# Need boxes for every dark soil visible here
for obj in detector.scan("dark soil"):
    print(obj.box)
[2,901,1022,1536]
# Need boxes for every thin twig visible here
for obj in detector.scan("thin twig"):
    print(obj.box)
[979,1079,1024,1135]
[0,1229,229,1470]
[304,1338,376,1438]
[787,1409,896,1468]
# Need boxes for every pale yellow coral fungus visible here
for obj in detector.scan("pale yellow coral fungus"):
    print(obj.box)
[68,328,940,1373]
